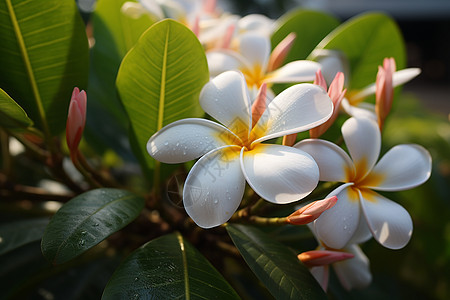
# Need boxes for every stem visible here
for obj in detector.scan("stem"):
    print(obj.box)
[0,130,11,174]
[72,151,102,188]
[76,150,120,188]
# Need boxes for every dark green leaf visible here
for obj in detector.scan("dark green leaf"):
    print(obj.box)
[0,0,89,136]
[271,9,340,62]
[41,188,145,264]
[227,224,326,300]
[102,232,240,300]
[0,218,48,255]
[86,0,154,158]
[310,12,405,90]
[0,88,33,130]
[116,19,209,177]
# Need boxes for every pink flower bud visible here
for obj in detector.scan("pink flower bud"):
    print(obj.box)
[251,82,267,128]
[66,87,87,154]
[375,57,395,130]
[267,33,296,72]
[298,250,354,268]
[287,196,337,225]
[310,70,346,138]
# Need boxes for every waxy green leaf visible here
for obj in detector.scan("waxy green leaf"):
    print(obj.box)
[0,218,48,255]
[116,19,209,177]
[0,88,33,130]
[86,0,154,158]
[102,232,240,299]
[271,9,340,62]
[0,0,89,137]
[227,224,326,300]
[311,12,406,90]
[41,188,144,264]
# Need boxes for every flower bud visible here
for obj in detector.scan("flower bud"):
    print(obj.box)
[298,250,354,268]
[66,87,87,155]
[287,196,337,225]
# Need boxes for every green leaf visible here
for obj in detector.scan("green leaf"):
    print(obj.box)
[102,232,240,299]
[311,12,405,90]
[0,0,89,137]
[0,218,48,255]
[227,224,326,300]
[0,88,33,130]
[86,0,154,158]
[116,19,209,177]
[271,9,340,62]
[41,188,144,264]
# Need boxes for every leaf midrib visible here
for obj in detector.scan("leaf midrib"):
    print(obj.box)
[5,0,49,137]
[177,232,190,300]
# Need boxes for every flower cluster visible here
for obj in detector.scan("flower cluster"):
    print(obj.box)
[143,0,432,292]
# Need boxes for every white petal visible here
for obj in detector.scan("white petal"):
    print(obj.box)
[265,60,320,83]
[333,244,371,290]
[241,144,319,204]
[294,139,355,182]
[347,215,372,245]
[367,144,432,191]
[342,117,380,179]
[311,49,350,86]
[200,71,252,138]
[206,50,244,77]
[310,266,329,291]
[393,68,421,86]
[183,145,245,228]
[314,183,361,249]
[238,14,275,35]
[238,32,271,72]
[348,68,421,101]
[360,190,413,249]
[147,118,238,163]
[252,83,333,144]
[341,98,377,120]
[139,0,164,19]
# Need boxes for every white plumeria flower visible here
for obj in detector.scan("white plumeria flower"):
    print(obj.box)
[294,117,432,249]
[147,71,333,228]
[206,32,320,98]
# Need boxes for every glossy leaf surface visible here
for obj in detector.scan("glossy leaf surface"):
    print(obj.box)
[0,88,33,130]
[0,218,48,255]
[271,9,340,62]
[0,0,89,136]
[227,224,326,300]
[116,19,209,176]
[311,12,405,90]
[41,188,144,264]
[102,232,240,299]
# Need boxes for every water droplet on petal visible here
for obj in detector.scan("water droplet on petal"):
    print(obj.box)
[164,141,169,146]
[214,199,218,204]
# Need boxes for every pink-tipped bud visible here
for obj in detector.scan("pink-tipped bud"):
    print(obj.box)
[298,250,354,268]
[251,83,267,128]
[267,33,296,72]
[310,71,346,138]
[287,196,337,225]
[221,23,236,49]
[203,0,217,14]
[192,16,200,37]
[282,133,297,147]
[375,57,395,131]
[66,87,87,155]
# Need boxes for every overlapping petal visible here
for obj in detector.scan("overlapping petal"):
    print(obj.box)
[313,183,361,249]
[206,51,243,77]
[252,84,333,144]
[341,98,377,120]
[366,144,432,191]
[265,60,320,83]
[342,117,380,179]
[200,71,252,138]
[240,144,319,204]
[238,33,271,71]
[359,190,413,249]
[183,145,245,228]
[294,139,355,182]
[333,244,371,290]
[147,118,238,163]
